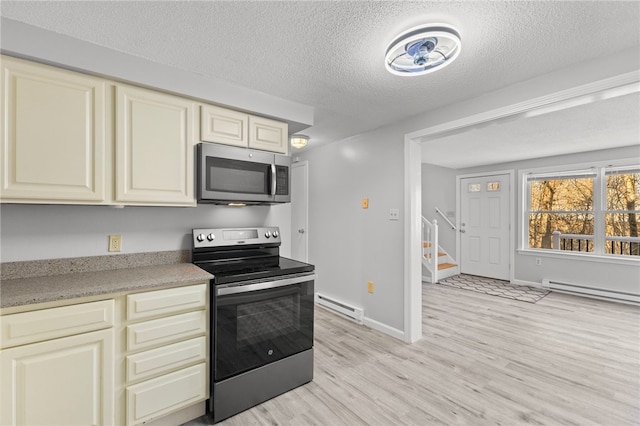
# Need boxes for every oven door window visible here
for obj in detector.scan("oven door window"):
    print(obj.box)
[214,282,313,381]
[206,157,270,195]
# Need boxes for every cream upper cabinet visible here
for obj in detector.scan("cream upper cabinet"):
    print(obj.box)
[249,115,288,154]
[116,84,196,206]
[200,104,248,147]
[0,300,115,426]
[0,55,107,202]
[201,103,289,154]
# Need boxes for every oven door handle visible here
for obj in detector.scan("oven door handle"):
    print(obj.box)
[216,274,316,296]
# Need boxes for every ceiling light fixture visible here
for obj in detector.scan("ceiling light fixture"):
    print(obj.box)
[290,134,309,149]
[385,23,461,76]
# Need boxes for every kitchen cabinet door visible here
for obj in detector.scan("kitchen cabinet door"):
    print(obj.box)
[0,328,114,426]
[116,84,196,206]
[200,104,248,147]
[0,55,107,203]
[248,115,288,154]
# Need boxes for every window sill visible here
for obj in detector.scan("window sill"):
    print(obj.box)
[517,249,640,266]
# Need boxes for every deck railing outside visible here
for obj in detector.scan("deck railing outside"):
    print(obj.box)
[552,231,640,256]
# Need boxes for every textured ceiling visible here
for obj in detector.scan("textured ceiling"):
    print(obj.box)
[423,92,640,168]
[1,1,639,166]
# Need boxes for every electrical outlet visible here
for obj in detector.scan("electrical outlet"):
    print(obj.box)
[362,198,369,209]
[109,235,122,252]
[389,208,399,221]
[367,281,374,294]
[535,258,541,266]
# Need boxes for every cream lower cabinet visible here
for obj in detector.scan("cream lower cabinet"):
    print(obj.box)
[122,284,208,426]
[0,55,107,203]
[0,300,115,426]
[116,84,196,206]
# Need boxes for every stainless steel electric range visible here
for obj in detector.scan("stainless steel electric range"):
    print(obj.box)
[192,226,315,423]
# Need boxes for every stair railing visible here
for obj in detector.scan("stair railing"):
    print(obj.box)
[435,207,456,230]
[422,216,439,283]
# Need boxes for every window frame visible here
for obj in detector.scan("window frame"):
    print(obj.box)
[519,159,640,264]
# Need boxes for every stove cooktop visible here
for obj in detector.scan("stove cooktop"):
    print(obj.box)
[195,256,314,285]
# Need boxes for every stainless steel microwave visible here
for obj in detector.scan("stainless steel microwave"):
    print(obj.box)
[197,143,291,205]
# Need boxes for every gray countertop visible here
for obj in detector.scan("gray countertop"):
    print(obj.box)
[1,263,213,309]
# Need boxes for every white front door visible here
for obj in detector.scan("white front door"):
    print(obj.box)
[291,161,309,262]
[459,174,510,280]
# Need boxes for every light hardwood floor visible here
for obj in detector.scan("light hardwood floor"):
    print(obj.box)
[187,283,640,425]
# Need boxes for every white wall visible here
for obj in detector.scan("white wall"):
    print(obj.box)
[299,47,639,339]
[0,203,291,262]
[454,145,640,296]
[299,126,405,333]
[421,164,457,255]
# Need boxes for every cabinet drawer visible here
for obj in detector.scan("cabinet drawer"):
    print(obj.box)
[126,363,207,426]
[126,336,206,383]
[127,284,206,320]
[1,300,114,348]
[127,310,206,352]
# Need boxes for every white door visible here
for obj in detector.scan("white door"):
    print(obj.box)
[291,161,309,262]
[460,174,510,280]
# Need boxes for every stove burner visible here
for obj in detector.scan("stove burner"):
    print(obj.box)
[192,226,313,284]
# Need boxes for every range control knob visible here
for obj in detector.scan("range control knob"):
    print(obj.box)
[196,233,205,242]
[207,233,215,241]
[272,231,279,238]
[265,231,271,238]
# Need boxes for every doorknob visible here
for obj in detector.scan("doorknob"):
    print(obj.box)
[460,229,466,233]
[298,229,305,234]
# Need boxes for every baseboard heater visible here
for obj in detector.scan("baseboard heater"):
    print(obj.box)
[315,293,364,323]
[542,279,640,304]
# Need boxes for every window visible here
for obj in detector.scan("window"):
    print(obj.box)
[524,164,639,257]
[606,167,640,255]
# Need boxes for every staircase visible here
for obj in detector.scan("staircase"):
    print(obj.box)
[422,216,459,283]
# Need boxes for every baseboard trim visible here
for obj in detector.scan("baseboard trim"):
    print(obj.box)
[363,316,405,341]
[511,279,546,289]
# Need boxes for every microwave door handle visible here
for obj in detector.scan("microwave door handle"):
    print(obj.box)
[270,163,277,195]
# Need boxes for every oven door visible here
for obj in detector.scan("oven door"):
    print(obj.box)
[213,274,314,382]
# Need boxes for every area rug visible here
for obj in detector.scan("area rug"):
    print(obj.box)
[437,274,550,303]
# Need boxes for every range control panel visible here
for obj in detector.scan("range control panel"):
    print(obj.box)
[192,226,281,248]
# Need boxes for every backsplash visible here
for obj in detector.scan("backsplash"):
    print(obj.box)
[1,250,190,280]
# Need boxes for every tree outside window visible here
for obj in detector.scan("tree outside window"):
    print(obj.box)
[525,165,639,257]
[606,168,640,255]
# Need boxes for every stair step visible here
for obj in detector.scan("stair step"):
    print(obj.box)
[423,252,447,259]
[423,242,431,248]
[438,263,457,270]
